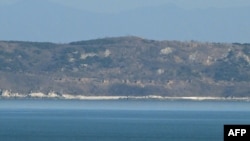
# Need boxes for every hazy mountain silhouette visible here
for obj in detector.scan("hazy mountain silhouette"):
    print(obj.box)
[0,0,249,43]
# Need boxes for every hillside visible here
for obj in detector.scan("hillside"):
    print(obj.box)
[0,36,250,98]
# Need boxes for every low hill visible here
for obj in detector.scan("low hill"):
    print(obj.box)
[0,36,250,97]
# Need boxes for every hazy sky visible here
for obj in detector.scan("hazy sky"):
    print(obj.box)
[0,0,249,42]
[50,0,250,12]
[1,0,250,13]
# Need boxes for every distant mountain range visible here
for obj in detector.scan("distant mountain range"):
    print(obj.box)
[0,36,249,98]
[0,0,249,42]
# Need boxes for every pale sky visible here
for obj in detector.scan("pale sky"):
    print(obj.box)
[0,0,249,42]
[1,0,250,13]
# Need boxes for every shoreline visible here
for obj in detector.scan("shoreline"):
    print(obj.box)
[0,90,250,101]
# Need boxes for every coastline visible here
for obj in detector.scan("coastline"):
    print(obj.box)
[0,90,250,101]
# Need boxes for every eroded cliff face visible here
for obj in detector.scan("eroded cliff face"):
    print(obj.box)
[0,36,249,97]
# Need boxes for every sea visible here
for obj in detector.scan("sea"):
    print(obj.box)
[0,99,250,141]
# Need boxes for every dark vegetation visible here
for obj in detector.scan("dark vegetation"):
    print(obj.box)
[0,36,249,97]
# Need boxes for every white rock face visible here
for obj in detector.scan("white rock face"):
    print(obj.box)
[160,47,172,55]
[1,90,11,97]
[80,53,97,59]
[0,90,25,98]
[189,52,198,61]
[68,57,75,62]
[1,90,250,101]
[157,69,164,75]
[205,56,213,66]
[29,92,47,98]
[47,92,59,98]
[237,51,250,64]
[104,49,111,57]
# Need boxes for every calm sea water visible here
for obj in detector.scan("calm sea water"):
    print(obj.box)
[0,100,250,141]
